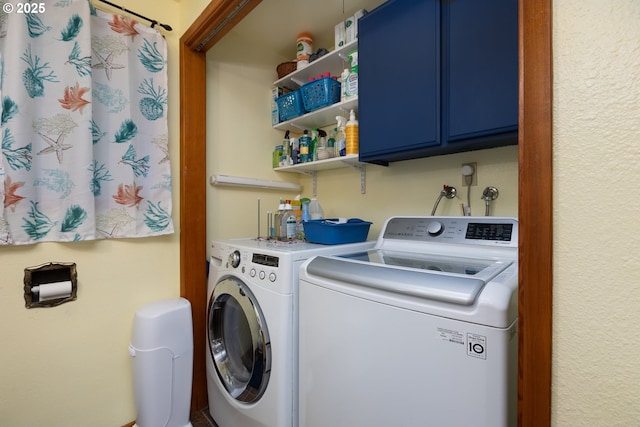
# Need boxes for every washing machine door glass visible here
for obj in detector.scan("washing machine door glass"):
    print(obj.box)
[208,276,271,403]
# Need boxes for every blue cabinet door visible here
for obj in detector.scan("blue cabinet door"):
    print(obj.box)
[358,0,440,165]
[443,0,518,147]
[358,0,518,165]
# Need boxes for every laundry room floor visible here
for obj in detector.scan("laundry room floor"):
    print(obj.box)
[190,407,218,427]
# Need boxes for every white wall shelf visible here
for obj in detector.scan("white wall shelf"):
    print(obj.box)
[275,154,367,196]
[273,40,365,196]
[274,40,358,90]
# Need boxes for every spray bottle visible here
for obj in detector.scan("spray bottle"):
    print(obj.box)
[310,128,318,162]
[345,109,358,155]
[336,115,347,157]
[327,128,336,158]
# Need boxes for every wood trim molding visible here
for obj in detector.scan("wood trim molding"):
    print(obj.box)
[518,0,553,425]
[179,0,262,411]
[180,1,553,425]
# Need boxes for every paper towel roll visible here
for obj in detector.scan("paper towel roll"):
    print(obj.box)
[33,281,72,301]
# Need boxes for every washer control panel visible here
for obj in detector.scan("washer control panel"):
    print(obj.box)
[382,216,517,247]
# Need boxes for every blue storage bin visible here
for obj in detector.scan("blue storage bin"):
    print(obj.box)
[300,77,341,112]
[303,218,372,245]
[276,90,305,122]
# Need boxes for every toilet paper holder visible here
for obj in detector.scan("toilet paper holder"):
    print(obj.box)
[24,262,78,308]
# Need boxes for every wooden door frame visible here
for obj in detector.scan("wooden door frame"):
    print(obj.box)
[179,1,553,425]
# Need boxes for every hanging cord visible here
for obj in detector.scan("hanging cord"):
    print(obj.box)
[431,185,457,216]
[95,0,172,31]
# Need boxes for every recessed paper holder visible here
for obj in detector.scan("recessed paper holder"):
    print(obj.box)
[24,262,78,308]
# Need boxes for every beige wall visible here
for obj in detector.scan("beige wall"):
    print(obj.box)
[0,1,186,426]
[552,1,640,425]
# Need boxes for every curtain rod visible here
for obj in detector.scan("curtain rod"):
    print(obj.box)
[96,0,172,31]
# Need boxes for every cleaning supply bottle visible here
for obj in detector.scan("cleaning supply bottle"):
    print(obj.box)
[291,137,299,165]
[298,197,311,239]
[282,130,291,165]
[310,129,318,162]
[340,68,349,101]
[345,50,358,97]
[336,116,347,157]
[299,130,311,163]
[316,129,327,159]
[274,199,285,238]
[345,109,359,155]
[308,198,324,220]
[327,128,336,158]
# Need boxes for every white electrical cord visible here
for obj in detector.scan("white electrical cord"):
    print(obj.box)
[461,164,474,216]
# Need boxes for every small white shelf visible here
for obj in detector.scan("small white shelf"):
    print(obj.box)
[275,154,368,196]
[274,40,358,90]
[274,154,361,173]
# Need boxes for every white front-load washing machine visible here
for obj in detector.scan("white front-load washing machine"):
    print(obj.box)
[206,238,375,427]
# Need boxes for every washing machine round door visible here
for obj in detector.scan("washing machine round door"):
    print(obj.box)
[208,276,271,403]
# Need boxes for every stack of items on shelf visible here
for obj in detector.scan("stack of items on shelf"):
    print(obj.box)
[273,110,358,168]
[270,8,367,167]
[335,9,366,49]
[274,69,343,124]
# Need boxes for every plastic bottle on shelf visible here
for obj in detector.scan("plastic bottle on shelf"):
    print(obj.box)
[327,129,336,158]
[308,198,324,220]
[282,130,291,165]
[273,145,283,168]
[310,129,318,162]
[296,32,313,70]
[345,50,358,97]
[336,116,347,156]
[345,109,359,155]
[290,137,299,165]
[340,68,349,102]
[317,129,328,160]
[299,130,311,163]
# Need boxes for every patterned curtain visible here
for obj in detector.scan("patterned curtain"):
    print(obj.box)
[0,0,173,245]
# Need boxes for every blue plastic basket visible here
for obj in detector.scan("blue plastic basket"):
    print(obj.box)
[303,218,372,245]
[300,78,341,112]
[276,90,305,122]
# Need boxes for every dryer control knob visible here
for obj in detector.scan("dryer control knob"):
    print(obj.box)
[228,250,241,268]
[427,221,444,237]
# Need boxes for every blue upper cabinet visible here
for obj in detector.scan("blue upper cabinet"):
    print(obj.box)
[358,0,518,165]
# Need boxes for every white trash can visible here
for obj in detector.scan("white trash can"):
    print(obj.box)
[129,297,193,427]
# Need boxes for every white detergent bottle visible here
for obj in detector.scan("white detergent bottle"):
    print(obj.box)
[308,198,324,220]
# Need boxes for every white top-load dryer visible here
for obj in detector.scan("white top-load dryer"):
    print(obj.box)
[298,216,518,427]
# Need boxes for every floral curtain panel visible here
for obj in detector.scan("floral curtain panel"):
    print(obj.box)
[0,0,173,245]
